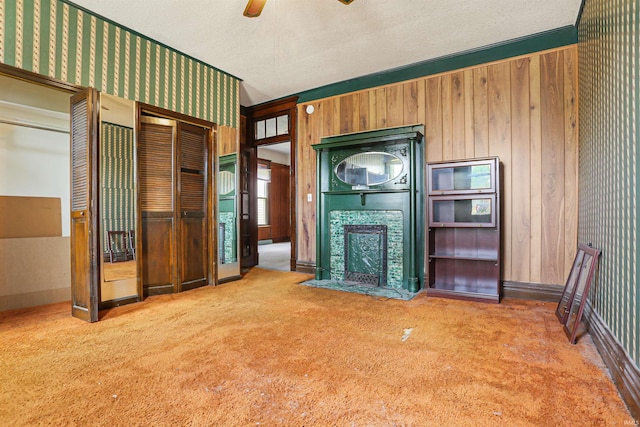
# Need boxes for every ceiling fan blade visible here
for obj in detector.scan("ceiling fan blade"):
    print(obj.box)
[244,0,267,18]
[337,0,355,4]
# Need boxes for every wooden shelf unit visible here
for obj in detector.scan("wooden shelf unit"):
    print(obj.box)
[427,158,501,303]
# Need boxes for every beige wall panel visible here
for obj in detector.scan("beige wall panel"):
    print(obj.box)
[295,46,579,287]
[0,196,62,239]
[0,237,71,311]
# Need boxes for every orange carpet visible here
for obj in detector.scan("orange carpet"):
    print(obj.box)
[0,268,632,426]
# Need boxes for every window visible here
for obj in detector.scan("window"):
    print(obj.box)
[257,162,271,226]
[255,113,289,141]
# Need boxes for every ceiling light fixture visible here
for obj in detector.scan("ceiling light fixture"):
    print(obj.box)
[244,0,355,18]
[243,0,267,18]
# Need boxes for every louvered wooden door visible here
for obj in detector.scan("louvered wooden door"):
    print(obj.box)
[139,117,177,295]
[178,123,209,291]
[70,88,100,322]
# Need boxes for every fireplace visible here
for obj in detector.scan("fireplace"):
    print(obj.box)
[310,125,425,299]
[343,224,388,286]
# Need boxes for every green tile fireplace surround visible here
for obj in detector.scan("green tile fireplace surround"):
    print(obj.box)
[311,126,425,298]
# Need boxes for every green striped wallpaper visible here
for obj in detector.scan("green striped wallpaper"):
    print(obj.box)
[100,122,134,253]
[0,0,239,127]
[578,0,638,363]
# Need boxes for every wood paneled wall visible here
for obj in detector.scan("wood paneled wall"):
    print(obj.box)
[217,126,238,156]
[297,45,578,286]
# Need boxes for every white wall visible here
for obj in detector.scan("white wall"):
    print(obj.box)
[0,75,71,236]
[0,115,70,236]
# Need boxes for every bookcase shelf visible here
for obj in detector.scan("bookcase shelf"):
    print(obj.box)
[427,158,501,303]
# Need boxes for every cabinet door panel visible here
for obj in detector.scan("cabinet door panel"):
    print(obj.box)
[141,216,174,294]
[70,88,99,322]
[179,123,208,290]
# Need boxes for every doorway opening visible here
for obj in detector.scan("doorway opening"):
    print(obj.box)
[257,142,291,271]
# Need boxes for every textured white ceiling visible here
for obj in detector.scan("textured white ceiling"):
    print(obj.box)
[71,0,582,107]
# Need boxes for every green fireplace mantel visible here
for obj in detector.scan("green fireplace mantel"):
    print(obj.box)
[312,125,425,293]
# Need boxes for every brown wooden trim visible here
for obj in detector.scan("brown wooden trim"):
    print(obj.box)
[295,261,316,274]
[248,96,299,119]
[247,96,298,272]
[502,281,563,302]
[289,103,298,271]
[218,274,242,284]
[583,301,640,419]
[98,295,140,311]
[138,102,215,129]
[0,63,82,93]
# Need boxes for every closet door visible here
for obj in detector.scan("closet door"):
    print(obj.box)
[139,117,177,295]
[70,88,100,322]
[178,123,209,290]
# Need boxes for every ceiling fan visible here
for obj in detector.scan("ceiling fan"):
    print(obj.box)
[244,0,355,18]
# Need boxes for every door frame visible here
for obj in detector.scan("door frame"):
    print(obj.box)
[245,96,298,271]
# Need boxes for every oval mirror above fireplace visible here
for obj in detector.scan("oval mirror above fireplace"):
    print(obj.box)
[335,152,403,188]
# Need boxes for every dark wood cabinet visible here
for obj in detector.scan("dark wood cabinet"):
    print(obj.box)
[427,157,501,303]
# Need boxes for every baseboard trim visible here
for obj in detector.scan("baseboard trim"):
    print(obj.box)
[502,281,563,302]
[583,302,640,419]
[99,295,139,310]
[295,261,316,274]
[218,274,242,284]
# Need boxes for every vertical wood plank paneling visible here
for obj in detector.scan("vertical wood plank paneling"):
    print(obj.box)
[511,58,532,282]
[540,50,565,284]
[339,95,357,134]
[473,67,489,157]
[295,46,579,288]
[563,48,579,280]
[529,55,543,283]
[358,91,370,131]
[451,71,466,160]
[464,69,475,159]
[375,87,387,129]
[368,89,378,130]
[387,84,404,127]
[416,79,427,138]
[332,97,341,135]
[425,76,443,162]
[217,126,237,157]
[488,61,512,281]
[404,81,419,125]
[441,74,453,160]
[297,103,318,262]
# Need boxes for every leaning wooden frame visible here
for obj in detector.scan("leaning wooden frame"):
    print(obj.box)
[555,243,601,344]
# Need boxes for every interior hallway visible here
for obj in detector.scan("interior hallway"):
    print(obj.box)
[258,241,290,271]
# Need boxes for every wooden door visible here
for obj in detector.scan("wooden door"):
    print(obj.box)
[178,123,209,291]
[239,143,258,268]
[139,116,177,295]
[70,88,100,322]
[269,162,290,242]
